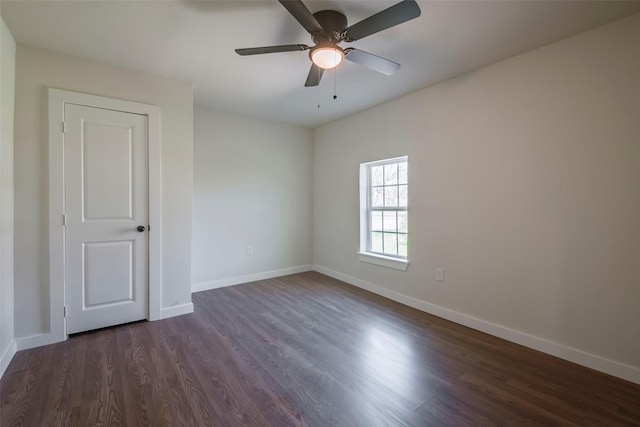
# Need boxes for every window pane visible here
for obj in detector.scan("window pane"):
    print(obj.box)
[371,187,383,207]
[398,211,408,233]
[398,234,408,257]
[398,185,408,207]
[371,165,383,186]
[384,163,398,185]
[362,158,408,260]
[398,161,408,184]
[383,233,398,256]
[371,211,383,231]
[383,211,397,232]
[371,232,383,253]
[384,185,398,207]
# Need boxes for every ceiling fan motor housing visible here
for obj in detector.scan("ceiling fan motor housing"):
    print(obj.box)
[311,10,348,44]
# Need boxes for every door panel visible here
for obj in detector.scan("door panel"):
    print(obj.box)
[83,241,134,307]
[65,104,148,334]
[83,122,133,220]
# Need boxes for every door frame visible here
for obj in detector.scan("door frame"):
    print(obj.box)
[48,88,162,343]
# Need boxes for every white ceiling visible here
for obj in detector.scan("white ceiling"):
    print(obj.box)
[3,1,640,128]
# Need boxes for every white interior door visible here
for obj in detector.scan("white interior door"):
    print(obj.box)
[64,103,148,334]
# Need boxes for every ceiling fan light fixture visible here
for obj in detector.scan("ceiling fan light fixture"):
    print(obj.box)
[310,45,345,69]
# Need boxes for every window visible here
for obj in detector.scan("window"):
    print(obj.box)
[359,156,409,271]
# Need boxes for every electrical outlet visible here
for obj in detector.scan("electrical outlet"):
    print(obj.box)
[436,268,445,282]
[246,246,254,256]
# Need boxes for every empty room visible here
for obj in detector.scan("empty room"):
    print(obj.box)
[1,0,640,425]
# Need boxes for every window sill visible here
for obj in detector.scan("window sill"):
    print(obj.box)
[358,252,409,271]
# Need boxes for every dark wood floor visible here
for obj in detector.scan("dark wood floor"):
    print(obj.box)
[1,272,639,426]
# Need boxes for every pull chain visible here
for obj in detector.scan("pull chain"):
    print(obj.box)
[333,63,337,100]
[317,66,321,109]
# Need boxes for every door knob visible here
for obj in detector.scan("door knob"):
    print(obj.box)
[137,225,146,232]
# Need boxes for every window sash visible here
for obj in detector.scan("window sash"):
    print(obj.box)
[365,158,407,259]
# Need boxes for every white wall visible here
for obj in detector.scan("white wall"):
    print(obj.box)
[0,15,16,376]
[192,108,312,290]
[14,45,193,341]
[313,13,640,379]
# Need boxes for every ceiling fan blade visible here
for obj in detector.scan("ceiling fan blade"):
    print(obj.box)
[344,0,421,42]
[235,44,309,56]
[278,0,323,34]
[305,64,324,87]
[345,48,400,75]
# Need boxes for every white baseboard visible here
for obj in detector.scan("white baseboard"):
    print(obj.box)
[191,265,313,293]
[161,302,194,319]
[12,304,196,352]
[312,264,640,385]
[16,333,54,351]
[14,303,196,351]
[0,339,17,379]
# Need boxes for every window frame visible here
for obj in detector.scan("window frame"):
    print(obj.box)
[358,156,409,271]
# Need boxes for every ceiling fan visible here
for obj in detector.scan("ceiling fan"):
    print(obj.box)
[235,0,421,87]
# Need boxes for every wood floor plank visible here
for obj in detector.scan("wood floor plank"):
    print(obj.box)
[114,326,152,426]
[1,271,639,426]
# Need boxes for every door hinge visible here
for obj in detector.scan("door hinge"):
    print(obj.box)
[62,214,67,226]
[62,121,66,134]
[64,306,67,317]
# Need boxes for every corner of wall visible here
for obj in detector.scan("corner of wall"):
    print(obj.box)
[0,339,16,378]
[0,15,17,379]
